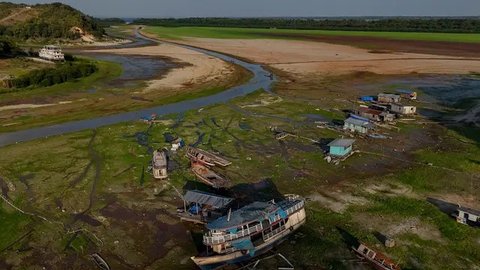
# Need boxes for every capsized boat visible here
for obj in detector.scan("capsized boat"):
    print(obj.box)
[352,243,400,270]
[191,163,230,189]
[187,147,232,167]
[191,194,306,270]
[152,149,168,179]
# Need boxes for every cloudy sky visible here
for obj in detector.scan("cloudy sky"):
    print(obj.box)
[10,0,480,18]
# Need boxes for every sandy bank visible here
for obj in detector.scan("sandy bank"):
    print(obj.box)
[93,43,235,91]
[179,38,480,76]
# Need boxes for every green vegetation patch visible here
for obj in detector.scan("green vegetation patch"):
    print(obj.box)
[0,205,31,250]
[145,26,480,43]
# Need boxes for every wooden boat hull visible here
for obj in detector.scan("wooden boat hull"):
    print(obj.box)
[191,164,229,188]
[187,147,231,167]
[192,214,306,270]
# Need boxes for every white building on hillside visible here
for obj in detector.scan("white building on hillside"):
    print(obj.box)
[39,45,64,61]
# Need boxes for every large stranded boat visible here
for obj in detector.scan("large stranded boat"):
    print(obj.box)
[191,194,306,269]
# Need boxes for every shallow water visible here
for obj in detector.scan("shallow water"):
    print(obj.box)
[87,54,175,87]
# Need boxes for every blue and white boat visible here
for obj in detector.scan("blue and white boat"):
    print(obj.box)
[191,194,306,269]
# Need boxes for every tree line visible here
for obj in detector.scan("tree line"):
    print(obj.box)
[11,61,97,88]
[133,18,480,33]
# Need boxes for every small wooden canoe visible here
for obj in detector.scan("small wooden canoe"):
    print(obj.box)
[187,147,231,167]
[191,163,230,189]
[353,243,400,270]
[91,253,111,270]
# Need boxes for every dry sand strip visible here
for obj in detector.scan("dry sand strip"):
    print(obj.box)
[94,43,235,91]
[177,38,480,76]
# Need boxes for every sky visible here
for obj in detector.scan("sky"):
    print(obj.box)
[9,0,480,18]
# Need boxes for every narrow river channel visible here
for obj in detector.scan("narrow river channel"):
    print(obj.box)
[0,31,275,147]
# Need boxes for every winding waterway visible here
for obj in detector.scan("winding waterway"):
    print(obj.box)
[0,31,275,147]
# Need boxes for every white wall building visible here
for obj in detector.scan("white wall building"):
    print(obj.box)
[39,45,64,61]
[390,103,416,115]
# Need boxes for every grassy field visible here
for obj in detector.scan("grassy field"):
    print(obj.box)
[0,86,479,269]
[144,26,480,43]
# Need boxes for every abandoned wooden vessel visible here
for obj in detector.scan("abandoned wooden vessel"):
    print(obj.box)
[191,194,306,270]
[352,243,400,270]
[152,149,168,179]
[191,163,230,188]
[187,147,232,167]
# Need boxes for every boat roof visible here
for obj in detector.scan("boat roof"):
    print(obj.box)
[207,201,279,230]
[378,93,400,98]
[183,190,233,209]
[328,138,355,148]
[345,117,374,128]
[458,206,480,216]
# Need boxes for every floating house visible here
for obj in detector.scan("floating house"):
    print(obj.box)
[328,139,355,157]
[357,107,383,122]
[178,190,233,224]
[360,96,375,102]
[191,195,306,270]
[344,117,374,134]
[390,103,417,115]
[378,93,401,104]
[397,89,417,100]
[453,206,480,227]
[39,45,64,61]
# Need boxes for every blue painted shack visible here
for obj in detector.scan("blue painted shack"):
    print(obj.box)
[344,117,374,134]
[328,139,355,157]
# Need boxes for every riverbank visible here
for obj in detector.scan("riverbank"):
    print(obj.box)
[0,30,252,133]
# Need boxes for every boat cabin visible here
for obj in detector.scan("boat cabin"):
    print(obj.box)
[454,206,480,227]
[152,149,168,179]
[396,89,417,100]
[178,190,233,224]
[378,93,401,104]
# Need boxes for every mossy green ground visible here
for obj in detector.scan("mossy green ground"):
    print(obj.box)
[0,88,479,269]
[144,26,480,43]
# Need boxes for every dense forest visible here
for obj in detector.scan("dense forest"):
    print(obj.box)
[133,17,480,33]
[0,2,104,40]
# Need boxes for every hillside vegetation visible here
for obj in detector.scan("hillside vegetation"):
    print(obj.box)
[0,2,104,41]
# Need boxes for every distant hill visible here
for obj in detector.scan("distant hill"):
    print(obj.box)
[0,2,105,41]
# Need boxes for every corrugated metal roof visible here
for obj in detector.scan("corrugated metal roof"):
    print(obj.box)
[328,139,355,148]
[183,190,233,209]
[345,117,374,128]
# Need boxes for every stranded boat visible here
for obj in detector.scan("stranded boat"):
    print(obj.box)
[453,206,480,227]
[187,147,232,167]
[191,194,306,270]
[152,149,168,179]
[352,243,400,270]
[191,163,230,188]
